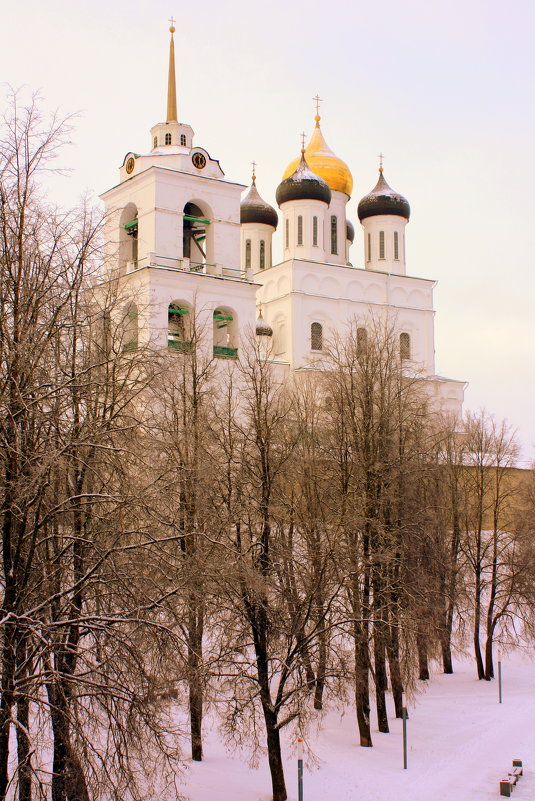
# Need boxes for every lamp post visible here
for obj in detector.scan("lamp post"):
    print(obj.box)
[297,738,303,801]
[402,692,408,770]
[498,651,503,704]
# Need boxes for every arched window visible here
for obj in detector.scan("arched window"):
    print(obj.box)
[213,308,237,358]
[153,136,158,149]
[357,327,368,358]
[311,322,323,351]
[165,132,172,145]
[400,332,411,361]
[273,319,286,356]
[331,216,338,254]
[120,204,139,272]
[123,304,138,352]
[297,215,303,245]
[259,240,265,269]
[367,232,371,262]
[394,231,399,260]
[180,134,186,146]
[313,216,318,246]
[285,218,289,249]
[168,303,192,353]
[183,202,209,266]
[379,230,385,259]
[245,239,251,269]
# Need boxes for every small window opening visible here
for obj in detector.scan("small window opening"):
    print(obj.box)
[285,218,289,249]
[180,133,186,146]
[245,239,251,269]
[311,322,323,351]
[357,327,368,358]
[168,304,191,352]
[297,215,303,246]
[394,231,399,260]
[165,132,172,145]
[260,240,265,269]
[124,218,139,263]
[400,332,411,361]
[123,304,138,353]
[379,230,385,259]
[313,216,318,246]
[367,232,371,262]
[153,136,158,149]
[331,216,338,255]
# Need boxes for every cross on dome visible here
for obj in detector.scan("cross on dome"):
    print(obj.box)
[168,16,176,32]
[313,94,323,127]
[379,152,384,173]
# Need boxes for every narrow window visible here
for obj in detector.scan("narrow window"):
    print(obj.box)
[394,231,399,260]
[245,239,251,269]
[165,132,172,145]
[311,322,323,351]
[123,304,138,352]
[153,136,157,148]
[297,215,303,245]
[357,327,368,358]
[285,218,289,249]
[367,232,371,262]
[313,216,318,246]
[331,216,338,254]
[180,133,186,146]
[400,332,411,361]
[259,240,265,269]
[379,230,385,259]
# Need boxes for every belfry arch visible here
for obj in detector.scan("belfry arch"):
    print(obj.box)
[183,201,212,268]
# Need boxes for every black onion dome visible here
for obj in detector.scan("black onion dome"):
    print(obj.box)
[357,171,410,221]
[240,182,278,229]
[346,219,355,242]
[256,316,273,337]
[275,153,331,206]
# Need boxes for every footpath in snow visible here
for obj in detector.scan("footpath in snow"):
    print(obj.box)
[181,649,535,801]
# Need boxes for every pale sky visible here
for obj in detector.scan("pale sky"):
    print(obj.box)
[2,0,534,463]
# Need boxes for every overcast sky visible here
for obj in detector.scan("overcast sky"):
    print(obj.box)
[2,0,534,463]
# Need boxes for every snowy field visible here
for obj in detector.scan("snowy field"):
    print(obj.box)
[180,649,535,801]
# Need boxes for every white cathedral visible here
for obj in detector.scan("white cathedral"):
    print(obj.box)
[101,25,465,417]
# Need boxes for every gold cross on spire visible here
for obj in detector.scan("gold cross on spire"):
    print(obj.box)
[251,160,257,184]
[313,94,322,127]
[379,152,384,173]
[169,15,176,31]
[300,131,307,153]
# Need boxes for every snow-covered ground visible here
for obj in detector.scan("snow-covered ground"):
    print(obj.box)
[180,649,535,801]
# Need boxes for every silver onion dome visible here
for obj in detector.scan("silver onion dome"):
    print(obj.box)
[276,152,331,206]
[357,171,410,221]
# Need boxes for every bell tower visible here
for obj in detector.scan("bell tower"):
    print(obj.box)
[99,23,257,356]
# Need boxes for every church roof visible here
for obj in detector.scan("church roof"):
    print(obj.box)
[241,179,278,228]
[282,114,353,197]
[276,152,331,206]
[358,170,410,221]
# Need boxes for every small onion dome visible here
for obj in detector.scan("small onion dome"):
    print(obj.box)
[346,219,355,242]
[275,152,331,207]
[357,171,410,221]
[256,316,273,337]
[240,180,278,229]
[282,117,353,197]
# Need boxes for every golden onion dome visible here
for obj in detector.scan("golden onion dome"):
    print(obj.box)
[282,115,353,198]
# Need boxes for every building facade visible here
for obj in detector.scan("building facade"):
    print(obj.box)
[100,26,465,416]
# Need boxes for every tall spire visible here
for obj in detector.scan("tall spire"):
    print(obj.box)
[167,19,177,122]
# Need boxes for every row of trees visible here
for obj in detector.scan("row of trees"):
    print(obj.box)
[1,97,534,801]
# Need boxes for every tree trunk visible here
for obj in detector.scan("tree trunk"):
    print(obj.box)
[354,634,372,747]
[16,637,32,801]
[416,632,429,680]
[188,600,204,761]
[374,626,389,732]
[387,625,404,719]
[264,708,287,801]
